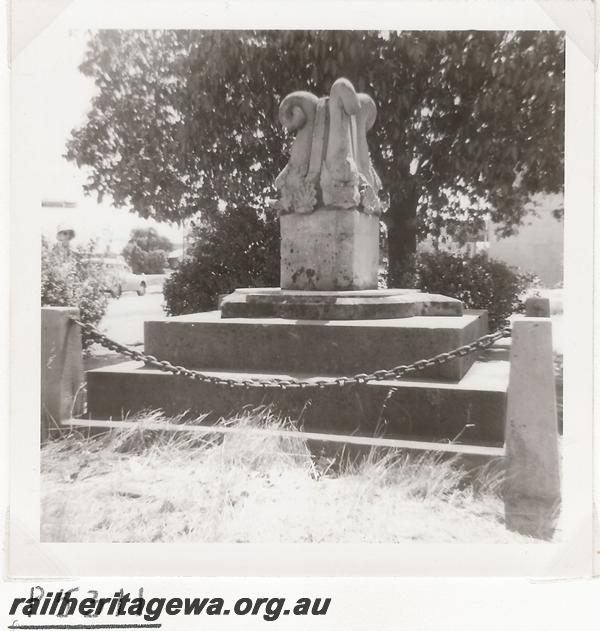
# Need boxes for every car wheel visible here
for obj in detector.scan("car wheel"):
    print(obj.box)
[137,282,147,296]
[111,284,122,299]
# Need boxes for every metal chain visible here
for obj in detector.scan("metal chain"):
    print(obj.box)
[73,318,511,390]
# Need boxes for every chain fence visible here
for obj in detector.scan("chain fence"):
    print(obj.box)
[72,317,511,391]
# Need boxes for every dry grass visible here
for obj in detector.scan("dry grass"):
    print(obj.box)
[41,409,533,544]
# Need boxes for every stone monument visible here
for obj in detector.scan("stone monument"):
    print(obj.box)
[87,78,509,447]
[221,78,463,321]
[276,78,384,291]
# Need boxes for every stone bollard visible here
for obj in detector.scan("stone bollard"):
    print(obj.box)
[41,307,84,443]
[504,315,560,539]
[525,296,551,317]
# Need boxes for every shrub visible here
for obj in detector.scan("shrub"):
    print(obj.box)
[41,237,111,348]
[122,227,173,274]
[163,206,279,315]
[122,243,168,274]
[415,251,537,330]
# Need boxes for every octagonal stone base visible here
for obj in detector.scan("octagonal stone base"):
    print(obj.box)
[220,287,463,320]
[281,208,379,290]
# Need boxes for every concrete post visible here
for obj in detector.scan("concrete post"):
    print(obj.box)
[525,296,551,317]
[41,307,84,442]
[504,316,560,539]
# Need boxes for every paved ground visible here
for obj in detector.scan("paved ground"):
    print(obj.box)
[86,286,166,371]
[100,286,166,345]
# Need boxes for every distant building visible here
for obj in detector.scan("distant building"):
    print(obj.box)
[418,194,563,287]
[487,194,563,287]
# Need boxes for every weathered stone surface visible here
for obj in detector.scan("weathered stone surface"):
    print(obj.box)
[504,317,561,539]
[221,287,463,320]
[41,307,84,442]
[86,346,508,446]
[274,79,386,292]
[275,78,384,216]
[281,208,380,290]
[144,310,487,381]
[274,91,319,214]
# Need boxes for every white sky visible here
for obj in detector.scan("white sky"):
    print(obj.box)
[37,30,183,252]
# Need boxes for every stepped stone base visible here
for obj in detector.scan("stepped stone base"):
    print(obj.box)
[220,287,463,320]
[144,310,487,381]
[86,346,509,447]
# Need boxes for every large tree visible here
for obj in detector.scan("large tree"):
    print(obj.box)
[66,30,564,281]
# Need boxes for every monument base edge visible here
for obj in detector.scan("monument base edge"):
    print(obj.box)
[220,287,464,320]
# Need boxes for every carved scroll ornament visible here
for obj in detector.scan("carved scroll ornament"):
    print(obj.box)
[275,78,386,216]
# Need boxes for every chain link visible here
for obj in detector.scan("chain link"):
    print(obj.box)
[73,317,511,390]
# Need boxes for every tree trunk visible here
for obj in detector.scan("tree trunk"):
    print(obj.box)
[385,186,419,287]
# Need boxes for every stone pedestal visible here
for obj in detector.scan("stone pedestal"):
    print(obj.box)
[281,209,379,290]
[143,310,485,381]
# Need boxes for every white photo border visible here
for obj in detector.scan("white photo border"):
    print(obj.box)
[8,0,596,577]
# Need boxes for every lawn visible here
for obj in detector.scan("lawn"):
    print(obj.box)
[41,411,534,544]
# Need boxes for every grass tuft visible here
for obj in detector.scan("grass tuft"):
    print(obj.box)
[41,408,533,544]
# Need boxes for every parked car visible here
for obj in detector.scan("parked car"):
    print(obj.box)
[89,257,148,298]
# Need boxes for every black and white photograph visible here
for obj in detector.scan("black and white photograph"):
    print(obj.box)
[7,0,596,579]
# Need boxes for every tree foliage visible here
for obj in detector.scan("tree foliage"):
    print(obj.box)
[66,30,564,281]
[122,226,173,273]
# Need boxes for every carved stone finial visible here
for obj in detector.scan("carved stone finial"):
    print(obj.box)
[275,78,386,216]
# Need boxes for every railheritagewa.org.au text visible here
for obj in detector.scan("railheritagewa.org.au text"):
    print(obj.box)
[9,589,331,623]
